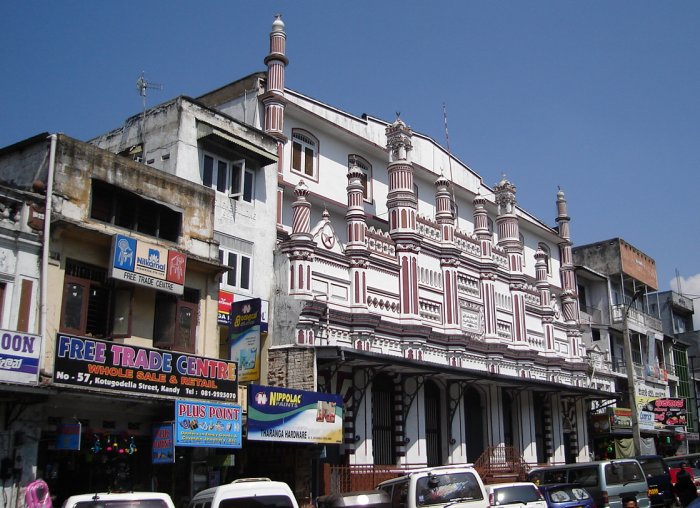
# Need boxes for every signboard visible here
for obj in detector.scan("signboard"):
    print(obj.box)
[152,423,175,464]
[219,293,269,332]
[611,407,632,429]
[110,234,186,295]
[247,384,343,444]
[55,423,81,450]
[229,298,261,382]
[645,398,687,427]
[53,334,238,402]
[638,410,656,431]
[175,400,242,448]
[217,290,234,325]
[0,330,41,384]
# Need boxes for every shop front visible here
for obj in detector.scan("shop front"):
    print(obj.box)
[39,334,240,507]
[590,404,688,459]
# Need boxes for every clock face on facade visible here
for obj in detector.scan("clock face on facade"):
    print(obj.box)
[321,224,335,249]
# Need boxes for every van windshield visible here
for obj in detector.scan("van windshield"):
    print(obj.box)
[604,463,643,485]
[416,472,484,506]
[220,496,296,508]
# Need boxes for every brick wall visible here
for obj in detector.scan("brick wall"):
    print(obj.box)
[267,347,315,390]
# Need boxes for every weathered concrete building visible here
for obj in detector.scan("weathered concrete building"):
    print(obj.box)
[573,238,679,457]
[0,134,228,504]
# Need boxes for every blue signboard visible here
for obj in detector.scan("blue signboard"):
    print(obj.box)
[247,384,343,444]
[152,423,175,464]
[175,400,242,448]
[55,423,82,450]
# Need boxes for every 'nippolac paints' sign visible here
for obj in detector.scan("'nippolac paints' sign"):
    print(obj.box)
[110,234,186,295]
[53,334,238,402]
[247,384,343,444]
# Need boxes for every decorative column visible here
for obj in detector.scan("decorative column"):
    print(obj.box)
[346,162,369,309]
[262,15,288,140]
[556,189,581,357]
[435,174,460,330]
[386,117,420,320]
[474,192,498,341]
[494,177,526,346]
[282,181,314,297]
[536,247,556,354]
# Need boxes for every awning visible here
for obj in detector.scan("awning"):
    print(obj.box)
[196,122,277,165]
[316,345,616,401]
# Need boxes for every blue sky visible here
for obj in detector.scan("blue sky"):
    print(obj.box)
[2,1,699,297]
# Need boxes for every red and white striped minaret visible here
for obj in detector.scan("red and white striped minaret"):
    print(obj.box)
[494,177,527,346]
[473,192,498,341]
[556,188,581,356]
[435,174,460,330]
[386,117,420,319]
[284,181,314,297]
[262,15,288,139]
[535,247,556,354]
[346,161,369,309]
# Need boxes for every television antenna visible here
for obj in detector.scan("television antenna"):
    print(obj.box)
[135,72,163,153]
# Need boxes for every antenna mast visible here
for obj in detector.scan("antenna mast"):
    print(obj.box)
[136,72,163,156]
[442,103,457,214]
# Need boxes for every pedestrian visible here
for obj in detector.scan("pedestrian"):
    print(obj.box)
[622,496,638,508]
[675,464,698,508]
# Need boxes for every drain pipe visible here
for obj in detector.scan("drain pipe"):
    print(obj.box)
[40,134,57,375]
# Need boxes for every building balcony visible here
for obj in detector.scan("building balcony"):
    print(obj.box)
[611,304,663,333]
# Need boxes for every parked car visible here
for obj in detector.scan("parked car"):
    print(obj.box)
[537,483,596,508]
[376,464,489,508]
[527,459,651,508]
[188,478,299,508]
[62,492,175,508]
[485,482,547,508]
[635,455,675,508]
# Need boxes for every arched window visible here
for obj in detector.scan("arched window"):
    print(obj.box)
[538,242,551,275]
[291,129,319,179]
[348,154,372,201]
[519,234,525,267]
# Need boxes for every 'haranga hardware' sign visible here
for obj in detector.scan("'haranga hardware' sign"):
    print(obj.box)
[53,334,238,402]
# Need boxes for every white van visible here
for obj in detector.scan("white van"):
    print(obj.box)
[376,464,489,508]
[62,492,175,508]
[188,478,299,508]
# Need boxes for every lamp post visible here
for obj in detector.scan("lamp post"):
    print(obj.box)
[622,288,645,456]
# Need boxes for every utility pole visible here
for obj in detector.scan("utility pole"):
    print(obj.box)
[623,288,645,456]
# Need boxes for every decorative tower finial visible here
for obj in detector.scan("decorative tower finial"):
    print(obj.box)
[263,14,288,139]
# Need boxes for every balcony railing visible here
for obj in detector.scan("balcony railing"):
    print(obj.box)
[611,304,662,332]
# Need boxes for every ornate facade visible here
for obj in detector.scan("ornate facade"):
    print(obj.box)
[201,16,617,468]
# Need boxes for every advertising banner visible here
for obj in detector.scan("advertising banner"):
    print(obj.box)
[229,298,261,382]
[217,290,234,325]
[646,398,687,427]
[55,423,81,450]
[611,407,632,429]
[0,329,41,384]
[53,334,238,402]
[152,423,175,464]
[247,384,343,444]
[174,400,242,448]
[110,234,186,295]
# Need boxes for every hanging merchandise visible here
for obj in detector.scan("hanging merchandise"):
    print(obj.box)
[126,437,138,455]
[91,435,102,454]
